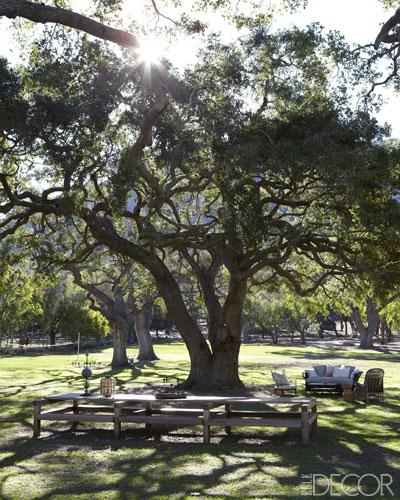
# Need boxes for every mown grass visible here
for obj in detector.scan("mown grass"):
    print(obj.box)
[0,342,399,499]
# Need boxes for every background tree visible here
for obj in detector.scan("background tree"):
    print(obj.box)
[32,225,160,365]
[0,254,41,347]
[65,258,159,365]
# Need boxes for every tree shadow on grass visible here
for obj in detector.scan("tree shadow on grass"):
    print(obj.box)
[268,346,400,363]
[0,397,399,499]
[0,431,398,499]
[108,362,191,391]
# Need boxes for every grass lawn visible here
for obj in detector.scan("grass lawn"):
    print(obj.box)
[0,342,399,499]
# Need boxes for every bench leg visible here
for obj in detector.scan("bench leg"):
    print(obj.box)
[225,403,232,435]
[33,401,41,438]
[312,404,318,436]
[203,408,210,444]
[145,402,152,433]
[71,400,79,432]
[114,406,121,439]
[301,405,310,445]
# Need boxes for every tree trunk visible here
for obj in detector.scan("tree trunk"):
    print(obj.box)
[111,321,130,368]
[147,267,213,387]
[86,214,252,389]
[386,324,393,342]
[126,324,137,344]
[135,301,158,361]
[49,329,56,345]
[351,308,369,348]
[351,298,378,349]
[179,277,247,390]
[271,326,279,344]
[206,277,247,390]
[208,336,242,388]
[380,319,387,345]
[241,316,251,343]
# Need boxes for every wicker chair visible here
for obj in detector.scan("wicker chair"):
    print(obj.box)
[362,368,385,403]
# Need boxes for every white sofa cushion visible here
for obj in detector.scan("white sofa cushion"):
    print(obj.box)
[306,376,353,385]
[326,365,334,377]
[333,365,351,378]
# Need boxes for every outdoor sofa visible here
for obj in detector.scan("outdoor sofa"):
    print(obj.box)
[303,364,363,394]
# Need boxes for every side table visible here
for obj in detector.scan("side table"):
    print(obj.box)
[342,384,355,402]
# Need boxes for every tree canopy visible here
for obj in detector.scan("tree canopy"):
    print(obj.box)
[1,0,400,386]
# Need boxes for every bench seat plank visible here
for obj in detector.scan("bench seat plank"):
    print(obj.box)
[207,417,302,428]
[120,415,203,425]
[38,412,114,422]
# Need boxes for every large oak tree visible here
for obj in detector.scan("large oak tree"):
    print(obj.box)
[1,1,399,387]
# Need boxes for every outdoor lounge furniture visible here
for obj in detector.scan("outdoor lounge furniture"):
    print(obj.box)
[271,369,297,395]
[303,364,363,394]
[33,393,318,444]
[358,368,384,403]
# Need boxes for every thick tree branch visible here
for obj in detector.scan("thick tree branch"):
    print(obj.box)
[0,0,140,49]
[64,263,115,310]
[377,289,400,314]
[375,7,400,48]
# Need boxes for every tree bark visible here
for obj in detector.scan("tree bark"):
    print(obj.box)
[154,271,213,387]
[206,276,247,389]
[380,319,386,345]
[49,328,56,345]
[179,251,247,389]
[0,0,140,49]
[386,324,393,342]
[126,324,137,344]
[135,300,158,361]
[351,298,378,349]
[111,322,129,368]
[111,288,131,368]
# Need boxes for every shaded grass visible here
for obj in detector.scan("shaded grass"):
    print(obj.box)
[0,342,399,498]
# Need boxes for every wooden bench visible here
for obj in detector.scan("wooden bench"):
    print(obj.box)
[33,394,317,445]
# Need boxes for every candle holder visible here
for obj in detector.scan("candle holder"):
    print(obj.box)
[155,377,186,399]
[81,352,92,395]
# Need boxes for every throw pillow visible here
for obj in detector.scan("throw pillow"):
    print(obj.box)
[272,371,289,386]
[313,365,326,377]
[333,366,350,378]
[326,365,334,377]
[345,366,356,376]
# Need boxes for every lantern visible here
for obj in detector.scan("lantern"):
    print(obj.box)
[100,376,116,397]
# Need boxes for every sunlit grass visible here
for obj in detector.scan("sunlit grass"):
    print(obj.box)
[0,342,399,498]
